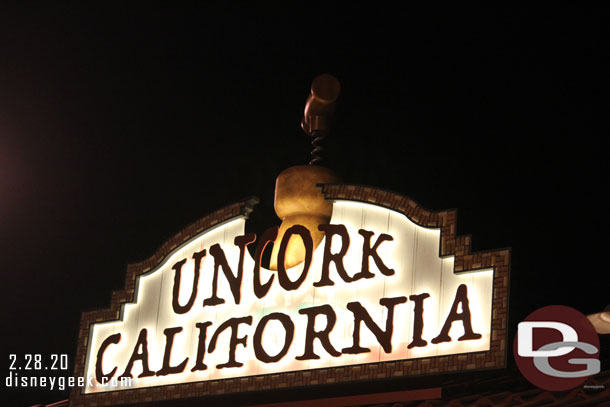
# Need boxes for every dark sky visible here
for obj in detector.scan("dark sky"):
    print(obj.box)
[1,6,608,406]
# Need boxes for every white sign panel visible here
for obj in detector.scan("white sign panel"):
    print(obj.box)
[83,200,493,393]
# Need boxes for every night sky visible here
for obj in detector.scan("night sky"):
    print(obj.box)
[1,6,608,406]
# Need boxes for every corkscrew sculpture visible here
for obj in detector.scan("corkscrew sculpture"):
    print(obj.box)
[301,74,341,165]
[269,74,341,270]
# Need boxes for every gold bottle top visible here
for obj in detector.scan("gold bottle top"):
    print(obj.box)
[270,165,339,270]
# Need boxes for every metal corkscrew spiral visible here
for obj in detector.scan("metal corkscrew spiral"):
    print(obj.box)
[309,129,326,165]
[301,74,340,166]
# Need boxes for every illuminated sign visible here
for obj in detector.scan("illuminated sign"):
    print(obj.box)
[72,187,509,405]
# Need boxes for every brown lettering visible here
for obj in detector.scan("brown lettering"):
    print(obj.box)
[208,316,253,369]
[172,250,205,314]
[119,329,155,379]
[432,284,482,344]
[203,243,244,306]
[295,304,341,360]
[358,229,395,277]
[253,312,294,363]
[408,293,430,348]
[314,224,353,287]
[156,327,188,376]
[95,333,120,384]
[342,297,407,354]
[277,225,312,291]
[191,322,212,372]
[253,227,277,299]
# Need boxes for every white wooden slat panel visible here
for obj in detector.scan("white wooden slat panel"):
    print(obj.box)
[379,210,416,362]
[84,200,496,393]
[466,268,494,353]
[435,257,469,356]
[408,226,443,359]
